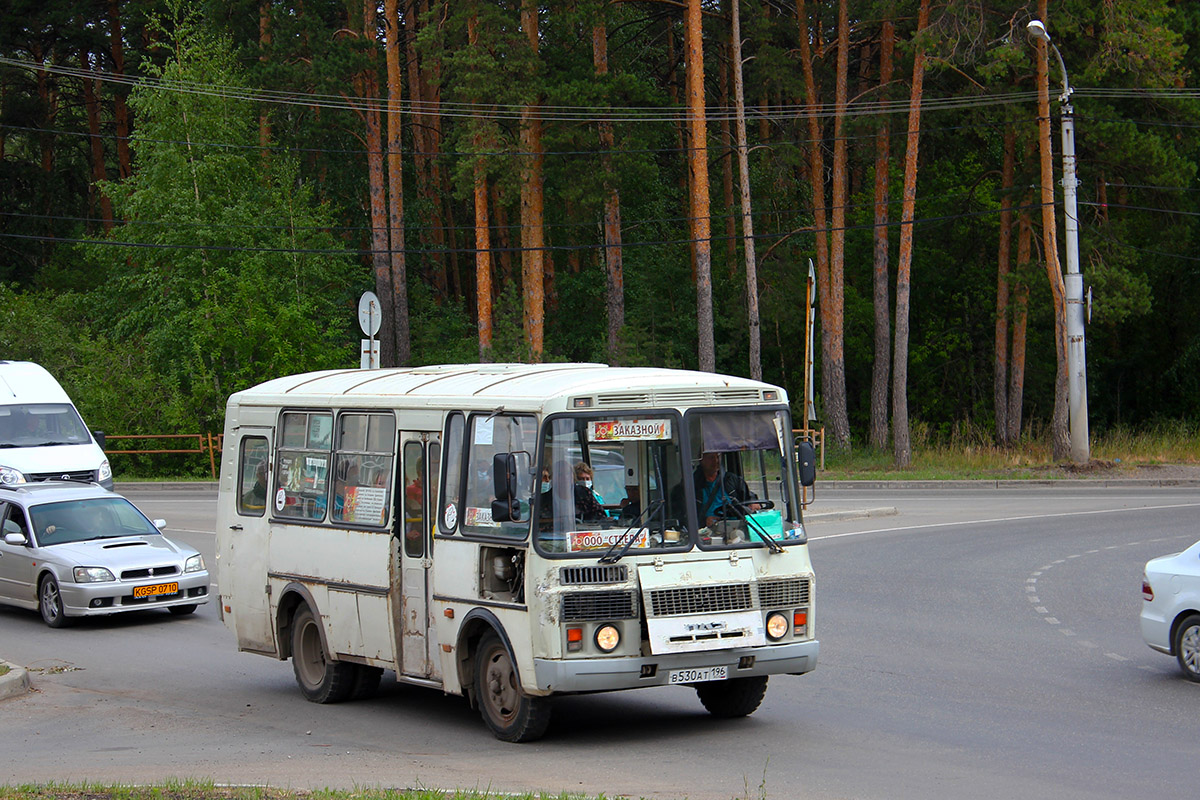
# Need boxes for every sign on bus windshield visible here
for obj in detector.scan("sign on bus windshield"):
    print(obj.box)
[587,419,671,442]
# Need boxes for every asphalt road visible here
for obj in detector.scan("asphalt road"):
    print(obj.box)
[2,483,1199,799]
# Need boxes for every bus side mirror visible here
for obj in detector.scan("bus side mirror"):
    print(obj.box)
[797,441,817,487]
[491,452,522,522]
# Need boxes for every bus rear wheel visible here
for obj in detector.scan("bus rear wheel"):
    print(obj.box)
[291,605,354,703]
[474,631,552,742]
[696,675,768,718]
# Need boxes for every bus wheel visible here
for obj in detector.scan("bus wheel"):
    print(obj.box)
[474,631,552,742]
[349,665,384,700]
[696,675,768,718]
[291,605,354,703]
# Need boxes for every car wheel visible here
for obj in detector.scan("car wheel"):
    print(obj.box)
[1174,614,1200,682]
[290,605,354,703]
[38,575,72,628]
[695,675,769,718]
[168,604,198,616]
[474,631,552,742]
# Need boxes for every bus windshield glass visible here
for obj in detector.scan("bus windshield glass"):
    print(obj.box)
[534,413,688,555]
[687,409,799,550]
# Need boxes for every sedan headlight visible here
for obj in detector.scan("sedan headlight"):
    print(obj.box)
[74,566,115,583]
[0,465,27,486]
[185,554,205,573]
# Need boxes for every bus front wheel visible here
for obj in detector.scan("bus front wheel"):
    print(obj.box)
[474,631,552,742]
[696,675,768,718]
[291,605,354,703]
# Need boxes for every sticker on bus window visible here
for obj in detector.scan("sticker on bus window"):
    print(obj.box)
[275,488,287,512]
[443,503,457,529]
[464,506,499,527]
[341,486,387,525]
[474,417,494,445]
[587,419,671,442]
[567,528,649,551]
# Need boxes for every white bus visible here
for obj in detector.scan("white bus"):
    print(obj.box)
[216,363,818,741]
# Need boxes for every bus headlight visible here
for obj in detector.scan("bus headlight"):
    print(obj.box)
[595,624,621,652]
[765,611,789,640]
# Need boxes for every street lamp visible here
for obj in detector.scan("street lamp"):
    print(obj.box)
[1027,19,1089,463]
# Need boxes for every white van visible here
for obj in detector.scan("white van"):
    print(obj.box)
[0,361,113,489]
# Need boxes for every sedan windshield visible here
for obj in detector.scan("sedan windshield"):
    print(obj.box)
[29,497,159,546]
[0,403,92,447]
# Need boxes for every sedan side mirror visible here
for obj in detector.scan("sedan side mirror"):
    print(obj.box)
[153,519,167,530]
[4,531,28,546]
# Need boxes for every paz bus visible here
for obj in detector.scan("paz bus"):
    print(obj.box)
[215,363,818,741]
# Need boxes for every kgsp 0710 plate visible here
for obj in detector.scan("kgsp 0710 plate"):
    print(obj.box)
[133,582,179,599]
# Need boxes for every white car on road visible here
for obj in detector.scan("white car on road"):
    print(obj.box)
[1141,539,1200,681]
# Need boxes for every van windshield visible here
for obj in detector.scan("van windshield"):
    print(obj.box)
[0,404,92,448]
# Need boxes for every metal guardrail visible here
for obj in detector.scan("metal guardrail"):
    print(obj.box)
[103,433,224,478]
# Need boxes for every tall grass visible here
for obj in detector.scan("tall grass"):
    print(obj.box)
[819,420,1200,479]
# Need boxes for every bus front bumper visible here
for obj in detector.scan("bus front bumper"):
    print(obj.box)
[531,638,818,694]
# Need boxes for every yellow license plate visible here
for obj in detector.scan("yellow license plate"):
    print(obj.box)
[133,582,179,599]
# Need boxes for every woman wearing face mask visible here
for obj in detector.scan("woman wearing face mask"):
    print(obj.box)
[573,462,607,521]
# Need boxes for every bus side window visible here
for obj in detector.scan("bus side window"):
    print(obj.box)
[237,437,270,517]
[439,413,465,533]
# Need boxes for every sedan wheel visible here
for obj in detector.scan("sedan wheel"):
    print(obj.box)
[1175,614,1200,682]
[38,575,71,628]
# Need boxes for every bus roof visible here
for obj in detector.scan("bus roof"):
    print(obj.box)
[228,363,786,412]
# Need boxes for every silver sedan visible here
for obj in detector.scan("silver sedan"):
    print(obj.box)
[0,481,209,627]
[1141,538,1200,681]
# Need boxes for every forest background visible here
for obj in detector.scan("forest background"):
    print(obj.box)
[2,0,1199,476]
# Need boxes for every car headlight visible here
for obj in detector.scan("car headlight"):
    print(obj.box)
[185,554,205,573]
[97,460,113,482]
[0,465,27,486]
[74,566,115,583]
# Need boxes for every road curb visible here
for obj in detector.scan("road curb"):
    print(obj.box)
[114,481,219,491]
[806,506,899,522]
[0,660,32,701]
[819,478,1200,490]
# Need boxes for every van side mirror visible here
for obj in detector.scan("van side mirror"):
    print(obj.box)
[490,453,522,522]
[797,441,817,487]
[92,429,106,450]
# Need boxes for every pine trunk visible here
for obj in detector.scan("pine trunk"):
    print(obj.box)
[108,0,132,179]
[79,50,113,232]
[385,0,410,364]
[594,20,625,366]
[994,124,1016,444]
[869,18,894,451]
[361,0,395,367]
[891,0,931,469]
[686,0,715,372]
[825,0,851,448]
[1007,208,1032,445]
[520,0,545,361]
[730,0,761,380]
[1035,6,1070,461]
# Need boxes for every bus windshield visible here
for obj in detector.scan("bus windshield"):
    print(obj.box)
[534,413,688,555]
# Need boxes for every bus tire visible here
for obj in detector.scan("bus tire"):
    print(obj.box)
[474,631,552,742]
[696,675,768,718]
[349,664,384,700]
[290,605,354,703]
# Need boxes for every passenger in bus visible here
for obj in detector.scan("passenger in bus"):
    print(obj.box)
[574,462,608,511]
[242,461,268,510]
[694,451,760,529]
[619,485,641,520]
[572,463,606,523]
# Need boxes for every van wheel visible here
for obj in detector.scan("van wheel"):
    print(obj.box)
[39,575,72,628]
[474,631,551,742]
[696,676,768,718]
[291,605,354,703]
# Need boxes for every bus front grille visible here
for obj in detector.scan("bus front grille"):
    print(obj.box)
[757,578,810,608]
[562,590,637,621]
[560,565,628,585]
[648,584,753,617]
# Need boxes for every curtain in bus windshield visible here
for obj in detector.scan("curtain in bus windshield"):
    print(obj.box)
[461,414,536,537]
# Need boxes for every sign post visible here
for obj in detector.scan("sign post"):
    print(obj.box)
[358,291,382,369]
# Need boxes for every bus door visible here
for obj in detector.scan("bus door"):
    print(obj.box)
[395,432,442,680]
[221,427,277,653]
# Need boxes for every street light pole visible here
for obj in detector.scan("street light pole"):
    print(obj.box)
[1028,19,1089,463]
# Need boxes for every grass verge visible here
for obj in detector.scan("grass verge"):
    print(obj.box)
[0,783,608,800]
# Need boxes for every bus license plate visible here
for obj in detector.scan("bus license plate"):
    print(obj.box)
[668,665,728,685]
[133,582,179,599]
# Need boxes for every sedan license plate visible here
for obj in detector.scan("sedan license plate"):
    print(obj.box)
[133,582,179,599]
[668,665,728,685]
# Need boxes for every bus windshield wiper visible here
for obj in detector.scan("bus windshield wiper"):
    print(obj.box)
[721,497,783,554]
[598,499,665,564]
